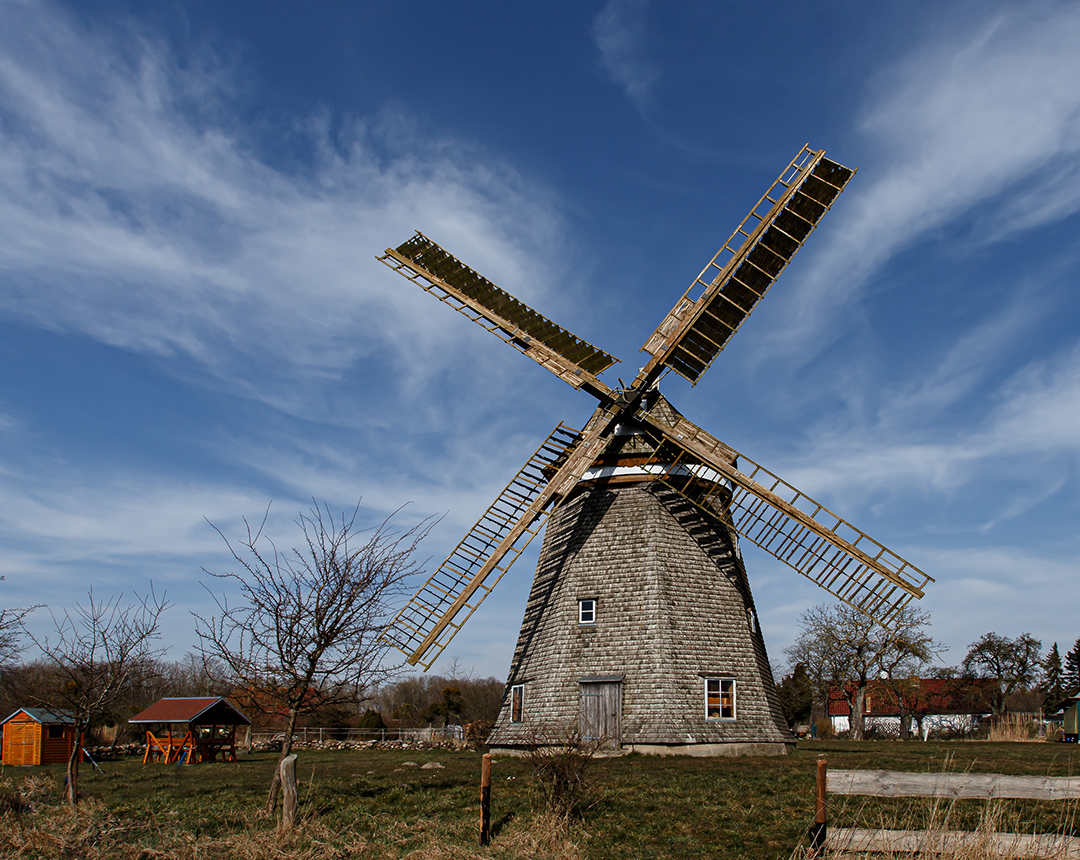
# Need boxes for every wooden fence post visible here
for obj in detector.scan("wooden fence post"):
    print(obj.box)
[480,753,492,846]
[280,753,299,831]
[810,757,826,855]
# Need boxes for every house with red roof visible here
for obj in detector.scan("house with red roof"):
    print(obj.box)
[828,678,991,739]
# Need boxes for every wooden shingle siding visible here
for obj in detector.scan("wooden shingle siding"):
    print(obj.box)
[488,477,790,750]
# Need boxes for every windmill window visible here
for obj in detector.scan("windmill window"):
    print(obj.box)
[511,684,524,723]
[578,599,597,625]
[705,678,736,720]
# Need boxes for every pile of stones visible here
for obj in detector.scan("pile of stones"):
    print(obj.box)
[248,737,460,753]
[84,742,145,759]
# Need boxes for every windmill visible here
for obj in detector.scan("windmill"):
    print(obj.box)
[377,144,933,754]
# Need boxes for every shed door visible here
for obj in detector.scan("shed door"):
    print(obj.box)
[7,721,36,765]
[579,681,621,749]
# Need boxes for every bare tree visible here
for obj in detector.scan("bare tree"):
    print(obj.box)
[963,631,1042,717]
[194,500,434,816]
[785,603,940,740]
[0,608,34,667]
[23,586,170,808]
[0,576,39,667]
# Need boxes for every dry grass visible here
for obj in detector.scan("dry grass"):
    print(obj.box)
[401,813,583,860]
[988,714,1041,742]
[519,724,604,820]
[0,771,583,860]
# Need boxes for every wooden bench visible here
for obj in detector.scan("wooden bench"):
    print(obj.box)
[144,730,195,764]
[811,758,1080,858]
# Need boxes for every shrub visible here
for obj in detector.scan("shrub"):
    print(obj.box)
[814,718,835,740]
[520,724,603,819]
[357,708,386,731]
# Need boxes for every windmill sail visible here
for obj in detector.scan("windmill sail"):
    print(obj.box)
[641,145,854,385]
[382,400,625,669]
[377,142,932,688]
[380,424,582,669]
[379,233,618,397]
[638,411,932,625]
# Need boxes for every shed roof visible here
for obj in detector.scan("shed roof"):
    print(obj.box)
[2,707,76,726]
[129,697,251,725]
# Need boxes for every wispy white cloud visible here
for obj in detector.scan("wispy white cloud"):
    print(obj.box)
[0,2,593,667]
[0,2,574,415]
[593,0,659,110]
[770,1,1080,352]
[781,343,1080,520]
[0,474,262,579]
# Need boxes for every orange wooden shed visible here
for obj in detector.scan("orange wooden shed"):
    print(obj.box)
[1,708,78,766]
[129,697,251,764]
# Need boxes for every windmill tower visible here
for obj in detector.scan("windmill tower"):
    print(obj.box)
[377,145,933,755]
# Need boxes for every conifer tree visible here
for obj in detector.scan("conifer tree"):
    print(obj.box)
[1042,643,1065,713]
[1066,638,1080,695]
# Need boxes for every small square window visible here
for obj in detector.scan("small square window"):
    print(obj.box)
[47,725,65,739]
[578,599,596,625]
[511,684,524,723]
[705,678,736,720]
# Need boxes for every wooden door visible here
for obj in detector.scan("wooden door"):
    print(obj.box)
[4,720,37,765]
[579,681,621,749]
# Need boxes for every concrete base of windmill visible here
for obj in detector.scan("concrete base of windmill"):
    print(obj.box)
[488,741,790,758]
[623,742,790,757]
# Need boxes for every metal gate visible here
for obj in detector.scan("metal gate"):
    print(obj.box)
[579,678,622,749]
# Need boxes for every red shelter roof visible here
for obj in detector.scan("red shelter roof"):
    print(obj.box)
[129,697,251,725]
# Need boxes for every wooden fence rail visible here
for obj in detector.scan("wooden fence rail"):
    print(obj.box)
[829,828,1080,858]
[815,760,1080,859]
[830,768,1080,801]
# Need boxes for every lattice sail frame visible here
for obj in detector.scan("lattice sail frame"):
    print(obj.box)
[378,234,618,396]
[634,409,933,626]
[381,424,582,669]
[641,145,855,384]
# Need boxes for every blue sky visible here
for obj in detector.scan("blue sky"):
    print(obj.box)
[2,0,1079,681]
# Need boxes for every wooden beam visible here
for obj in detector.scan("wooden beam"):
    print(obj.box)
[480,753,492,846]
[829,769,1080,801]
[829,827,1080,858]
[280,753,299,830]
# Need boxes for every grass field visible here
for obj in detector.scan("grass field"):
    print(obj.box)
[0,741,1078,859]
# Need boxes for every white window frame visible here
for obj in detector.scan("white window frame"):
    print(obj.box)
[705,678,736,721]
[578,598,597,625]
[510,684,525,723]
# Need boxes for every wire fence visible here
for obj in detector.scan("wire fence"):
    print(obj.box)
[248,726,465,745]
